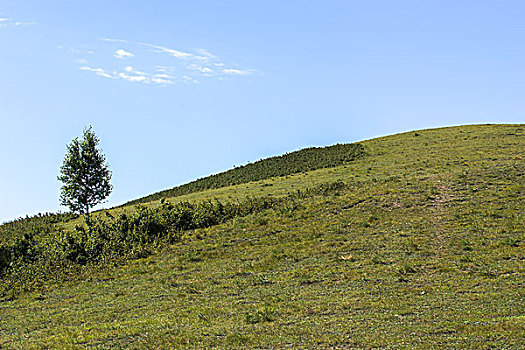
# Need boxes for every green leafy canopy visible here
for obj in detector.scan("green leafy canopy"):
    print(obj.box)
[58,126,112,216]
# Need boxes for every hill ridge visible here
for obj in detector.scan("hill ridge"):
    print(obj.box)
[123,142,365,206]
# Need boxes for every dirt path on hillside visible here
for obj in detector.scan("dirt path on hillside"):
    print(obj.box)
[429,174,455,257]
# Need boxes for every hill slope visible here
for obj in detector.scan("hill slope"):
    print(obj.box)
[123,142,365,206]
[0,124,524,349]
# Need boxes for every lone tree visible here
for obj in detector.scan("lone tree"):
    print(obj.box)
[58,126,112,226]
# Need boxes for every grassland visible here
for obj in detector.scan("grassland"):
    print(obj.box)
[0,124,524,349]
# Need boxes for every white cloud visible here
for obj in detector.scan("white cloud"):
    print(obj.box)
[154,73,173,79]
[188,64,214,74]
[80,66,113,79]
[140,42,195,60]
[14,21,35,26]
[81,65,153,83]
[152,72,175,84]
[124,66,146,75]
[152,77,174,85]
[155,66,174,74]
[0,17,35,27]
[100,38,129,43]
[182,75,199,84]
[118,72,146,82]
[0,18,10,27]
[114,49,134,59]
[75,38,254,86]
[221,68,252,76]
[196,49,218,60]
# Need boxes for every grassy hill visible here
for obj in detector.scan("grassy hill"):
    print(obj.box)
[0,124,524,349]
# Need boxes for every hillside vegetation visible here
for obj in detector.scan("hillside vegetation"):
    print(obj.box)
[124,142,365,206]
[0,124,524,349]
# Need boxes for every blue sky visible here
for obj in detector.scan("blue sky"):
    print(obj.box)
[1,0,524,223]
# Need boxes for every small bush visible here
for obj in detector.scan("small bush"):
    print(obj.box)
[245,306,275,324]
[254,216,269,226]
[0,233,39,274]
[398,264,418,275]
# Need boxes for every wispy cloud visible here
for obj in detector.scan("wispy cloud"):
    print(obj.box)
[182,75,199,84]
[100,38,129,43]
[139,42,197,60]
[195,48,218,60]
[151,75,175,85]
[222,68,253,76]
[80,66,113,79]
[0,17,36,28]
[114,49,134,59]
[188,64,214,74]
[80,65,175,85]
[73,38,255,86]
[124,66,145,75]
[118,71,147,83]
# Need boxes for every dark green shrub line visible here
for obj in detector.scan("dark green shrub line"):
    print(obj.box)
[0,180,349,297]
[57,196,282,265]
[123,143,365,206]
[54,180,349,265]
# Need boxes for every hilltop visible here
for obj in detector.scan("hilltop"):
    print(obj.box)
[0,124,524,349]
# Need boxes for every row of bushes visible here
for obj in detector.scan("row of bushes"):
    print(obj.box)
[125,143,364,205]
[62,181,351,265]
[58,196,282,265]
[1,179,347,272]
[0,180,348,297]
[0,198,276,273]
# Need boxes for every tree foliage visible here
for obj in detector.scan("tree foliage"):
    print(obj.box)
[58,126,112,219]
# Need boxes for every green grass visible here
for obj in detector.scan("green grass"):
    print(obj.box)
[0,124,524,349]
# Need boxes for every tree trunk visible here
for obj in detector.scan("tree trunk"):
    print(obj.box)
[84,205,92,232]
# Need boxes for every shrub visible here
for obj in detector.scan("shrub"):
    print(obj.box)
[245,306,275,324]
[0,233,39,275]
